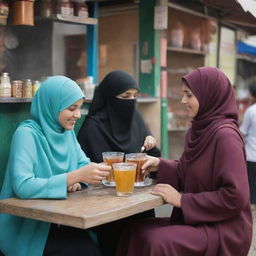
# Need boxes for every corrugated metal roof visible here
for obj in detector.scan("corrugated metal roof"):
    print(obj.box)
[237,0,256,18]
[200,0,256,34]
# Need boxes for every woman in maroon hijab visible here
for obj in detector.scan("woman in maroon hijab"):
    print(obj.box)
[117,67,252,256]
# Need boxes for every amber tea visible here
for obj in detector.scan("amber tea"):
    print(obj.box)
[112,163,137,196]
[102,152,124,185]
[125,153,147,185]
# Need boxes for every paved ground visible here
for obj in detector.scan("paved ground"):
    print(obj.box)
[248,206,256,256]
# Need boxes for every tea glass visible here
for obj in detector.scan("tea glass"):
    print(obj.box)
[102,152,124,186]
[112,162,137,196]
[125,153,147,186]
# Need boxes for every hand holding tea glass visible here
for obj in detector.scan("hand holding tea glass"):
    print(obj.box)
[141,155,160,176]
[125,153,149,186]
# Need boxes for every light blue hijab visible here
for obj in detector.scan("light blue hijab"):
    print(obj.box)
[29,75,86,174]
[0,76,90,256]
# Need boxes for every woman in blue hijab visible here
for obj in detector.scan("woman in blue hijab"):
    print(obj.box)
[0,76,110,256]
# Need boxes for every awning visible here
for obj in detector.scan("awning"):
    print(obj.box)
[237,40,256,56]
[200,0,256,34]
[237,0,256,18]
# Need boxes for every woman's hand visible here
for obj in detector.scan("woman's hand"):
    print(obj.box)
[142,135,156,151]
[151,184,181,208]
[79,163,111,185]
[68,182,82,192]
[67,163,111,187]
[141,155,160,176]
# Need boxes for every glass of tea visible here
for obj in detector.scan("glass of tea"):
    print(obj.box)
[112,162,137,196]
[125,153,147,186]
[102,152,124,186]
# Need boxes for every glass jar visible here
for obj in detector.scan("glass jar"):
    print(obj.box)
[57,0,73,17]
[32,80,40,96]
[12,80,23,98]
[169,22,184,48]
[0,72,11,97]
[189,27,201,51]
[40,0,54,18]
[23,79,33,98]
[74,2,88,18]
[0,0,9,25]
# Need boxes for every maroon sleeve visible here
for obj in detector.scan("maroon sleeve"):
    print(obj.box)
[157,158,183,191]
[181,128,249,225]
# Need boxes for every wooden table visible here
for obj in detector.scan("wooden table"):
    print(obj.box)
[0,185,164,229]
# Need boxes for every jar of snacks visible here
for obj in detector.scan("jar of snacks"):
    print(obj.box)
[23,79,33,98]
[12,80,23,98]
[74,2,88,18]
[57,0,73,17]
[0,72,11,97]
[32,80,40,96]
[0,0,9,25]
[40,0,54,18]
[169,22,184,48]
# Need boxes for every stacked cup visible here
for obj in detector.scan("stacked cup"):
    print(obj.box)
[102,152,148,196]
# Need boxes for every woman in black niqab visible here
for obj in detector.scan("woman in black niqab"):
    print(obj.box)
[77,70,160,256]
[77,70,160,163]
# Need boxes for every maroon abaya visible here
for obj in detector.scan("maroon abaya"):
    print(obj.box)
[116,67,252,256]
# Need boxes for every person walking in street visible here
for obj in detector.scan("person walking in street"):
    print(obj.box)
[0,76,110,256]
[240,83,256,209]
[117,67,252,256]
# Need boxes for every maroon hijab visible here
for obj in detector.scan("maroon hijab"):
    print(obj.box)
[182,67,240,162]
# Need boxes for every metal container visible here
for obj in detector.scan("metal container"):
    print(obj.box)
[12,0,35,26]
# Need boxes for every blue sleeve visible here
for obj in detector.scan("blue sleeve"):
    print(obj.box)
[9,127,67,199]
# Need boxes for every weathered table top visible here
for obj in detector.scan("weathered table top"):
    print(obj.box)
[0,185,164,229]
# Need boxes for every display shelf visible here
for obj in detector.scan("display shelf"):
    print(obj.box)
[55,14,98,25]
[0,98,93,104]
[137,97,159,103]
[167,68,194,74]
[168,2,216,20]
[37,14,98,25]
[167,46,206,55]
[237,54,256,63]
[0,98,32,103]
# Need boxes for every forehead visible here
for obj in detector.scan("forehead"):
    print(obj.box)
[121,88,138,94]
[69,98,83,106]
[182,83,191,91]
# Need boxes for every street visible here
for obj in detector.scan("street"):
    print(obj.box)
[248,207,256,256]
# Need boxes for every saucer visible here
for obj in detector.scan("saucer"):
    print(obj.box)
[102,180,116,187]
[102,178,154,187]
[134,178,154,187]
